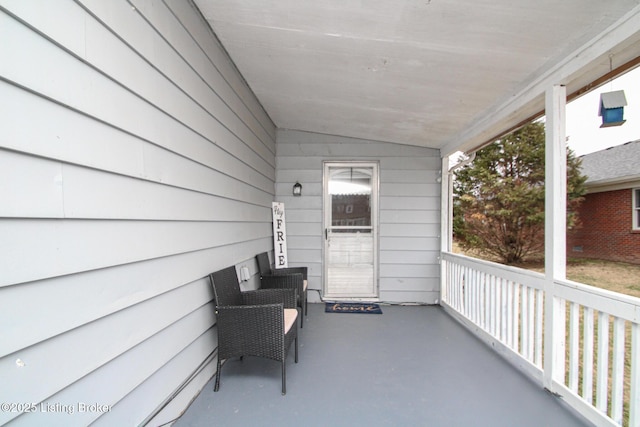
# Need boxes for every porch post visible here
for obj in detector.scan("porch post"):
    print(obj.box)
[440,155,450,305]
[543,84,567,390]
[441,156,452,252]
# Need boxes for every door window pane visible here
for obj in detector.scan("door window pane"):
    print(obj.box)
[329,168,372,227]
[331,194,371,226]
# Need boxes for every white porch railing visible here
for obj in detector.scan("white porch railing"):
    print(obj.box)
[442,252,640,427]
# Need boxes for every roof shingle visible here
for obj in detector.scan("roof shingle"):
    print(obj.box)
[579,139,640,185]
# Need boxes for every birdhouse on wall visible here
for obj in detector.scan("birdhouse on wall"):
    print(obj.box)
[599,90,627,127]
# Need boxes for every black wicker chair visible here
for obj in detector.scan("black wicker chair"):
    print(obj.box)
[256,252,308,327]
[210,266,298,395]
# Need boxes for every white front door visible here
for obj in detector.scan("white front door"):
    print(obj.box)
[323,162,378,300]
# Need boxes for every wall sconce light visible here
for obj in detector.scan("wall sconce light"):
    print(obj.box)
[292,182,302,196]
[599,90,627,128]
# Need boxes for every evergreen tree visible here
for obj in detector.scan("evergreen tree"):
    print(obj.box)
[453,121,586,264]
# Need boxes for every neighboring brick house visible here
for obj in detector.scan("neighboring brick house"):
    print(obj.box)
[568,140,640,264]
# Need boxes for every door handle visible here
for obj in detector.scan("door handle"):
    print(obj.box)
[325,228,328,240]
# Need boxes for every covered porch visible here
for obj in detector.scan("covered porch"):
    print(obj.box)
[175,303,589,427]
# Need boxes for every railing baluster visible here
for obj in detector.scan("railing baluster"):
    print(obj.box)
[468,266,473,319]
[596,311,610,413]
[610,317,625,425]
[453,263,457,306]
[448,261,453,305]
[484,272,489,332]
[523,286,529,358]
[443,261,449,304]
[495,276,500,338]
[477,270,482,327]
[499,277,504,339]
[527,287,535,362]
[476,270,482,325]
[492,275,499,338]
[478,271,484,328]
[453,263,459,309]
[513,283,520,352]
[458,264,463,311]
[471,268,476,321]
[552,297,567,384]
[476,269,481,324]
[534,289,544,368]
[569,302,580,392]
[583,307,594,405]
[463,266,469,317]
[482,271,486,329]
[470,268,476,322]
[506,280,513,349]
[488,274,498,337]
[454,263,459,309]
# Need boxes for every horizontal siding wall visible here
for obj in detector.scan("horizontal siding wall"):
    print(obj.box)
[0,1,275,426]
[276,130,441,304]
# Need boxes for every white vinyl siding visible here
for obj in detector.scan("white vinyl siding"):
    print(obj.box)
[276,130,441,304]
[0,1,275,426]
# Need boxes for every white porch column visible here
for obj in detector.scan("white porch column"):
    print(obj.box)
[543,84,567,390]
[440,156,452,253]
[439,155,450,305]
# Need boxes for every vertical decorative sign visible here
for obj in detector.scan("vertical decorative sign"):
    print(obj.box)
[272,202,288,268]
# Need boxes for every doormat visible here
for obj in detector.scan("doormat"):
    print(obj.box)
[325,302,382,314]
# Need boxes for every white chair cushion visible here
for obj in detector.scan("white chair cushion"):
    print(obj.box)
[284,308,298,333]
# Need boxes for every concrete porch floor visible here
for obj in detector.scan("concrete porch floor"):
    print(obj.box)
[174,303,591,427]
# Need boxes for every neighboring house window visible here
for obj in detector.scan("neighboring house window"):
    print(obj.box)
[634,188,640,230]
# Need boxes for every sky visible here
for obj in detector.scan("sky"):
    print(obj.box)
[566,66,640,157]
[449,66,640,167]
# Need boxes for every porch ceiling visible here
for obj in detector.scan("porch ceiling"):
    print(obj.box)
[193,0,640,155]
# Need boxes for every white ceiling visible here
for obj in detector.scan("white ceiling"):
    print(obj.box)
[194,0,640,154]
